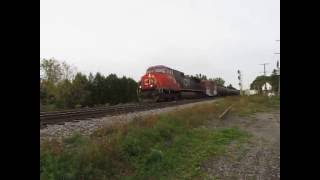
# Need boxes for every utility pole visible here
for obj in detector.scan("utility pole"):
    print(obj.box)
[277,60,280,96]
[260,63,269,95]
[260,63,269,76]
[275,39,280,96]
[237,70,243,95]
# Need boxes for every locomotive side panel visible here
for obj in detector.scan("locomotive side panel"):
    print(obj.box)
[180,76,202,91]
[172,69,185,88]
[189,77,202,90]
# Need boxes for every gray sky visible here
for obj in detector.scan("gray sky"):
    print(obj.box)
[40,0,280,89]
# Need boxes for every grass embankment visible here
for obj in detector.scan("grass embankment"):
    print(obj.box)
[40,95,279,180]
[215,95,279,117]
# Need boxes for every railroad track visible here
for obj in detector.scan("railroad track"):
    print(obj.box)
[40,97,218,129]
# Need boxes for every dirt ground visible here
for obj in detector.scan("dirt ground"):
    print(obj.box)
[202,110,280,180]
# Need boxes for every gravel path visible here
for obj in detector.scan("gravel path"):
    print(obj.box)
[202,110,280,179]
[40,99,220,141]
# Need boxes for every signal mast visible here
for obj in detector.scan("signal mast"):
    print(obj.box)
[237,70,243,95]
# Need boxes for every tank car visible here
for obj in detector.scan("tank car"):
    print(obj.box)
[216,86,240,96]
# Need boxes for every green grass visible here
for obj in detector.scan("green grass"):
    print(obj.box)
[119,123,249,179]
[40,95,278,180]
[212,95,279,117]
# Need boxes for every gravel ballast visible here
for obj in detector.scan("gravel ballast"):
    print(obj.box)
[40,99,220,141]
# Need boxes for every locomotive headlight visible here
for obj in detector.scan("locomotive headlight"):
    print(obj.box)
[150,84,153,87]
[139,85,142,89]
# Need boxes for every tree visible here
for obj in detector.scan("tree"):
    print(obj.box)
[91,73,105,105]
[269,69,279,93]
[61,61,76,80]
[127,78,138,102]
[227,84,236,90]
[250,75,270,94]
[195,74,207,80]
[40,72,60,107]
[40,58,77,109]
[40,58,140,110]
[104,74,118,104]
[40,58,63,84]
[40,81,48,105]
[55,79,73,108]
[71,73,90,107]
[121,77,138,103]
[213,77,225,86]
[85,73,96,106]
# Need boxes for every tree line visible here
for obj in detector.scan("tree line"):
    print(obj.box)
[40,58,237,111]
[40,58,138,111]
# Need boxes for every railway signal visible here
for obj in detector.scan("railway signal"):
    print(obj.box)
[237,70,243,95]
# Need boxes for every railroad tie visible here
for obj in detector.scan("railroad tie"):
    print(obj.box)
[219,105,233,119]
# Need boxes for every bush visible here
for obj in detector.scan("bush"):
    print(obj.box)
[145,149,163,165]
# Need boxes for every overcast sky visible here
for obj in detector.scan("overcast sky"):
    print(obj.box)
[40,0,280,89]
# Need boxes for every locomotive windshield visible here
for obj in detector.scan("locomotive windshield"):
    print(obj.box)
[147,67,173,75]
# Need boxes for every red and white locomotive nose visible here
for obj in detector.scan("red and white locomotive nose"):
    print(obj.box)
[138,65,181,102]
[140,73,157,89]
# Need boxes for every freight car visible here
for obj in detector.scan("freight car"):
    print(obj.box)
[137,65,239,102]
[216,86,240,96]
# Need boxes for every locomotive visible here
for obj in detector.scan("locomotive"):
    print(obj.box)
[137,65,239,102]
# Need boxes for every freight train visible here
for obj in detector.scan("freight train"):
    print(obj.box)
[137,65,239,102]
